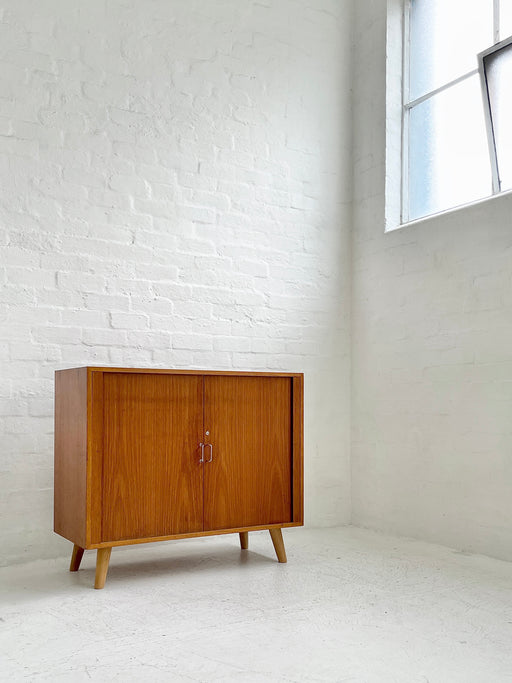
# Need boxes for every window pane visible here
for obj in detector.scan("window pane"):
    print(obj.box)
[410,0,493,100]
[484,44,512,191]
[500,1,512,40]
[408,75,491,221]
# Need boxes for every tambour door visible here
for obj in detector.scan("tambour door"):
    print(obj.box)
[101,372,203,542]
[203,376,293,530]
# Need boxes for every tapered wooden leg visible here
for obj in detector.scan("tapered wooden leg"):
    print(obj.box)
[269,528,287,563]
[239,531,249,550]
[69,544,84,572]
[94,547,112,589]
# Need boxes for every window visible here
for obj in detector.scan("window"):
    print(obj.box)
[479,35,512,193]
[403,0,512,223]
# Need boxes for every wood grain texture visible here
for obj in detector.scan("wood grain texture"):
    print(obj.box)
[101,373,204,542]
[54,367,304,574]
[54,367,88,547]
[81,367,302,378]
[269,527,287,563]
[87,370,104,546]
[203,376,293,531]
[88,522,301,548]
[94,547,112,589]
[292,375,304,524]
[69,544,84,572]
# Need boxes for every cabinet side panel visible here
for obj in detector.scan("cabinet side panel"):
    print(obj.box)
[292,375,304,524]
[54,367,88,547]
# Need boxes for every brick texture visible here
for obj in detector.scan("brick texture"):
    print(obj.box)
[0,0,352,564]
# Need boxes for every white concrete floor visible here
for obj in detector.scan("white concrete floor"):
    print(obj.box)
[1,527,512,682]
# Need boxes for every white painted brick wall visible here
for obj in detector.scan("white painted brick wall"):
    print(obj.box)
[0,0,352,564]
[352,0,512,562]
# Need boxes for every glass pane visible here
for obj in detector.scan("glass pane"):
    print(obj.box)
[410,0,493,100]
[484,44,512,191]
[408,75,492,221]
[500,0,512,40]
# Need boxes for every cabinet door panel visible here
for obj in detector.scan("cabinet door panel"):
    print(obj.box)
[203,376,292,530]
[102,373,203,541]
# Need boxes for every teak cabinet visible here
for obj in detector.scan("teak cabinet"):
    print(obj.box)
[54,367,304,588]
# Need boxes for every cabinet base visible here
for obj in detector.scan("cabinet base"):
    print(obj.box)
[68,528,289,589]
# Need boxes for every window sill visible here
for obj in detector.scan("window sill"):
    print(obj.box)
[386,187,512,233]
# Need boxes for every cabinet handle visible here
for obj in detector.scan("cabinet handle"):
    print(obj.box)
[199,443,205,463]
[205,443,213,463]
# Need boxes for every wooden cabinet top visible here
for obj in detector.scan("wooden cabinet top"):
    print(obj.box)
[56,367,304,378]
